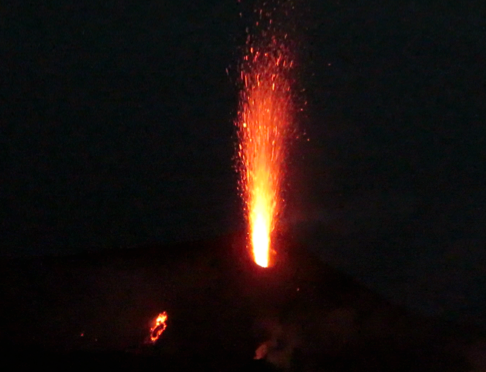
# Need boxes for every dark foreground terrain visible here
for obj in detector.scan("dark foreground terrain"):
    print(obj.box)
[1,231,484,371]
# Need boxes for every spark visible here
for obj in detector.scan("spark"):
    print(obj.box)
[236,8,294,268]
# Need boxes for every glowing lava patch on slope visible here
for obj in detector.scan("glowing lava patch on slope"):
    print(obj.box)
[149,311,168,343]
[236,7,295,268]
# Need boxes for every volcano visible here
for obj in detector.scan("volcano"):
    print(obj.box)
[0,231,484,371]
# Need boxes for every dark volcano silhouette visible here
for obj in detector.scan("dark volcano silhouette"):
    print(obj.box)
[0,231,484,371]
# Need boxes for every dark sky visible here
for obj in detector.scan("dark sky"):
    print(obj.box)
[2,0,245,255]
[2,1,486,324]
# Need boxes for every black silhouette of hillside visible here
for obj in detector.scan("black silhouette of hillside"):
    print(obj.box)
[1,231,484,371]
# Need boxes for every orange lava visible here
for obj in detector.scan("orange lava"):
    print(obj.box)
[236,13,294,268]
[149,311,168,343]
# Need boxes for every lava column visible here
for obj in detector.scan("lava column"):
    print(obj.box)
[236,5,295,268]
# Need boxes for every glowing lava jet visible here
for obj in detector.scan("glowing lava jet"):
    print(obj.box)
[236,10,294,268]
[149,311,168,343]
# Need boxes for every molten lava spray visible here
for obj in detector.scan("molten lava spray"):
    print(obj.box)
[236,6,295,268]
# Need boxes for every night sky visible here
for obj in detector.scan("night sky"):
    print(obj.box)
[2,1,486,324]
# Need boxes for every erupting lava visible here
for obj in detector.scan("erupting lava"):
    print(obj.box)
[149,311,168,343]
[236,9,294,268]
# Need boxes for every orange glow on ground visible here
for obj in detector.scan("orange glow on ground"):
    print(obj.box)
[236,13,294,268]
[149,311,168,343]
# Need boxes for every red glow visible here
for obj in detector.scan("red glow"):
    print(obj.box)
[149,311,168,343]
[236,15,294,267]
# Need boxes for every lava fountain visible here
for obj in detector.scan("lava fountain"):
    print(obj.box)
[236,9,295,268]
